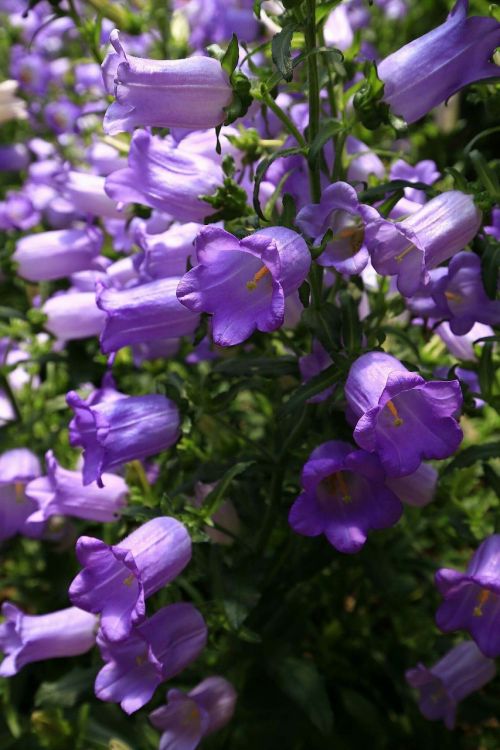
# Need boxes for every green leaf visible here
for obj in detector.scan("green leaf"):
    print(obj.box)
[469,150,500,202]
[280,363,342,415]
[253,146,305,220]
[316,0,343,23]
[443,442,500,474]
[481,238,500,300]
[478,342,495,400]
[0,306,27,321]
[302,303,342,355]
[271,23,297,83]
[272,656,334,736]
[221,34,239,76]
[339,291,362,353]
[358,179,437,203]
[35,668,96,709]
[483,463,500,499]
[214,355,298,377]
[203,461,254,517]
[308,119,344,167]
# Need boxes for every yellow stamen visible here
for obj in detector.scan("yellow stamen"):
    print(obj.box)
[337,226,365,254]
[335,472,351,503]
[386,399,403,427]
[444,290,462,303]
[473,589,491,617]
[135,654,146,666]
[394,244,415,263]
[15,482,25,503]
[123,574,135,586]
[246,264,270,291]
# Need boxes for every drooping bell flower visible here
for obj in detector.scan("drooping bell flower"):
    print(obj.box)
[484,207,500,241]
[95,602,207,714]
[406,641,496,730]
[431,252,500,335]
[288,440,403,554]
[345,351,463,477]
[0,192,39,231]
[389,159,440,205]
[56,169,123,219]
[365,191,482,296]
[150,676,237,750]
[96,278,200,354]
[13,226,103,282]
[67,391,180,486]
[42,290,106,341]
[434,321,493,362]
[0,448,43,542]
[69,517,191,642]
[435,534,500,658]
[377,0,500,124]
[25,451,128,524]
[177,226,310,346]
[386,463,438,507]
[134,222,202,282]
[105,130,222,224]
[296,181,381,275]
[102,29,233,135]
[346,136,385,184]
[0,603,97,677]
[0,144,30,171]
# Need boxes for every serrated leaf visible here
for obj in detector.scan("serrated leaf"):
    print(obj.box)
[272,657,334,736]
[272,23,297,82]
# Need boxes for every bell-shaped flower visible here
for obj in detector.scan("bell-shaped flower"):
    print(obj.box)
[69,517,192,642]
[42,290,106,342]
[435,534,500,658]
[149,676,237,750]
[102,30,233,134]
[25,451,128,524]
[134,222,203,282]
[288,440,403,554]
[406,641,496,729]
[0,603,97,677]
[13,226,103,282]
[95,602,207,714]
[67,391,180,486]
[345,351,463,477]
[0,448,43,542]
[386,463,438,507]
[177,226,310,346]
[377,0,500,124]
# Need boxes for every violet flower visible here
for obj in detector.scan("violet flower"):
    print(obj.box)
[0,603,97,677]
[389,159,440,204]
[0,192,39,231]
[0,143,30,171]
[484,207,500,241]
[346,136,385,184]
[97,278,200,354]
[366,191,481,296]
[177,226,310,346]
[406,641,496,729]
[13,227,103,282]
[67,391,180,486]
[296,181,381,275]
[431,252,500,335]
[135,222,202,282]
[102,29,233,134]
[288,440,403,554]
[44,98,80,134]
[57,169,123,219]
[149,676,237,750]
[105,130,223,224]
[25,451,128,524]
[95,602,207,713]
[435,534,500,658]
[0,448,43,542]
[299,340,335,404]
[69,517,192,642]
[42,291,106,341]
[377,0,500,124]
[345,351,463,477]
[435,321,493,362]
[386,463,438,507]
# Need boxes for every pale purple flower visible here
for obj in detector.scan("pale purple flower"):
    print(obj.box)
[44,98,80,134]
[346,136,385,184]
[389,159,440,204]
[57,169,123,219]
[69,517,192,642]
[0,144,30,171]
[42,291,106,341]
[0,448,43,542]
[484,207,500,241]
[386,463,438,507]
[435,322,493,362]
[299,340,335,404]
[13,227,103,282]
[0,192,39,231]
[134,222,202,282]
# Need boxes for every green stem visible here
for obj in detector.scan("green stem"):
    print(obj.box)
[256,465,285,556]
[259,88,307,148]
[305,0,321,203]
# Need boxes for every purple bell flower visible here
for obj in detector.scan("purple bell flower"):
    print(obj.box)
[102,29,233,134]
[0,448,43,542]
[149,676,237,750]
[177,226,310,346]
[296,181,381,275]
[432,252,500,335]
[25,451,128,524]
[95,602,207,714]
[97,278,200,354]
[57,169,123,219]
[105,130,222,224]
[389,159,440,204]
[134,222,202,282]
[69,517,192,642]
[44,98,80,134]
[435,534,500,658]
[377,0,500,124]
[0,603,97,677]
[346,136,385,184]
[299,340,335,404]
[386,463,438,507]
[67,391,180,486]
[0,144,30,171]
[435,321,493,362]
[345,351,463,477]
[42,290,106,341]
[366,191,482,296]
[13,227,103,282]
[288,440,403,554]
[406,641,496,730]
[484,207,500,241]
[0,192,39,231]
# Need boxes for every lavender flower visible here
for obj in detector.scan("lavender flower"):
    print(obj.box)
[102,29,233,134]
[95,603,207,713]
[13,227,103,282]
[0,192,39,231]
[406,641,496,729]
[484,207,500,241]
[377,0,500,124]
[389,159,440,204]
[135,222,202,282]
[0,603,97,677]
[44,98,80,134]
[42,291,106,341]
[105,130,222,223]
[0,448,43,542]
[0,143,30,171]
[288,440,403,554]
[150,676,237,750]
[25,451,128,524]
[299,340,335,404]
[67,391,180,486]
[69,517,191,642]
[345,351,463,477]
[97,278,200,354]
[435,535,500,658]
[177,226,310,346]
[57,169,123,219]
[366,191,481,296]
[386,463,438,507]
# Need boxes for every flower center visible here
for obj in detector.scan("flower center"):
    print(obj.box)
[123,574,135,586]
[444,290,462,303]
[386,399,403,426]
[246,264,270,291]
[324,471,351,503]
[394,244,415,263]
[473,588,493,617]
[334,225,365,254]
[15,482,25,503]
